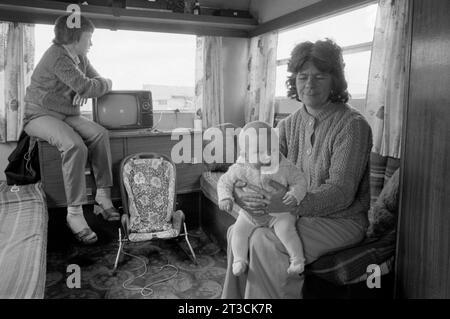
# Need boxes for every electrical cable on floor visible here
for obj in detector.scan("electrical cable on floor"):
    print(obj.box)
[208,248,222,255]
[120,249,179,297]
[179,232,202,238]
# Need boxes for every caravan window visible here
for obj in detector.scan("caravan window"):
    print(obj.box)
[34,25,196,114]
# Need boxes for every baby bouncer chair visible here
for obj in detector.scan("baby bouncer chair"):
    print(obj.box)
[113,152,197,272]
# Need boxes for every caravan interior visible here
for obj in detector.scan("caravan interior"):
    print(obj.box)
[0,0,448,300]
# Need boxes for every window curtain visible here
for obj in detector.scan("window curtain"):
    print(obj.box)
[0,22,34,143]
[245,31,278,125]
[195,36,224,129]
[364,0,410,158]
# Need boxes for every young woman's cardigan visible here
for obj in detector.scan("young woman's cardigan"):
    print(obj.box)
[24,44,110,117]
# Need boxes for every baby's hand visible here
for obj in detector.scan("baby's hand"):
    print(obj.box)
[253,210,267,215]
[219,199,233,213]
[282,193,298,206]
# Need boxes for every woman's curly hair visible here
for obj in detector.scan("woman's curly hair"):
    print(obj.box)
[286,38,349,104]
[53,14,95,45]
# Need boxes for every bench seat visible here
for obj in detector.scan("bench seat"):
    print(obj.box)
[200,171,395,286]
[0,182,48,298]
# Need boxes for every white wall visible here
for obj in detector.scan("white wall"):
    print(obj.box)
[0,143,16,181]
[249,0,321,24]
[222,37,248,127]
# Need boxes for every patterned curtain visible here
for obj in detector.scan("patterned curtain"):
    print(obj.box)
[0,22,34,143]
[245,31,278,125]
[364,0,410,158]
[195,36,224,129]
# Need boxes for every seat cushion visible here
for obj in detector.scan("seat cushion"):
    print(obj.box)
[200,171,239,219]
[128,210,184,242]
[369,153,400,205]
[200,156,399,287]
[0,182,48,298]
[367,168,400,238]
[345,255,394,285]
[306,230,396,285]
[122,157,175,234]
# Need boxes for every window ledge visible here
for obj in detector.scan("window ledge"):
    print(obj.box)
[153,110,196,114]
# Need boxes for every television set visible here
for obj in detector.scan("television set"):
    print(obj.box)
[92,90,153,130]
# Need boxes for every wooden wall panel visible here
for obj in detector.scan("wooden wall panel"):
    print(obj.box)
[396,0,450,299]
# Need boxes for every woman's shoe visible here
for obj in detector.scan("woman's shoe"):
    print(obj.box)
[66,207,98,245]
[94,203,120,221]
[71,227,98,245]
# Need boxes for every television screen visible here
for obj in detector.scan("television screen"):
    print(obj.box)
[96,94,139,128]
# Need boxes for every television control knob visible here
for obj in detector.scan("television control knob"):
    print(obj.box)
[142,102,150,110]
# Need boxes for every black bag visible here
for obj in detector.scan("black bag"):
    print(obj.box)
[4,131,40,185]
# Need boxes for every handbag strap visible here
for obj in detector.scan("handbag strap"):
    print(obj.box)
[24,136,38,174]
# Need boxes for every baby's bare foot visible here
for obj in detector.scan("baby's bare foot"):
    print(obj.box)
[232,261,248,276]
[287,261,305,275]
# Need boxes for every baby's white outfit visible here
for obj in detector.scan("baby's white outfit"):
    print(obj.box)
[217,155,307,275]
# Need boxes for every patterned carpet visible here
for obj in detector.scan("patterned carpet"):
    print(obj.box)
[45,214,228,299]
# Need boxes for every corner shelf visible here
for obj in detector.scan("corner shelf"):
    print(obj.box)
[0,0,258,37]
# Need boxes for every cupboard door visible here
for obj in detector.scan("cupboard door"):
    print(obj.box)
[38,141,66,207]
[110,138,125,202]
[396,0,450,299]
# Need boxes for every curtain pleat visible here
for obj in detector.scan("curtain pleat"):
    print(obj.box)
[195,36,224,129]
[0,22,34,143]
[364,0,410,158]
[245,31,278,126]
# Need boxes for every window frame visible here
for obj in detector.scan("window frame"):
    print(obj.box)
[274,3,377,109]
[32,23,198,129]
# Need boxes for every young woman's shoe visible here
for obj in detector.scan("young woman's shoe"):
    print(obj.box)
[67,206,98,244]
[94,203,120,221]
[71,226,98,245]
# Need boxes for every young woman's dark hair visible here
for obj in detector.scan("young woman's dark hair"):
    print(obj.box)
[286,38,350,104]
[53,14,95,45]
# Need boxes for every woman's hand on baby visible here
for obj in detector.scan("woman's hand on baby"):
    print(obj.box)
[233,180,269,213]
[265,180,298,213]
[282,193,298,206]
[219,199,233,213]
[73,94,88,106]
[233,179,298,214]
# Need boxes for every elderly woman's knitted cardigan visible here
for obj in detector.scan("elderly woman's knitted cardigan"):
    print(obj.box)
[277,102,373,228]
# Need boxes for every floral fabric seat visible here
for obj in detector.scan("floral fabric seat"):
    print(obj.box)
[121,154,182,241]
